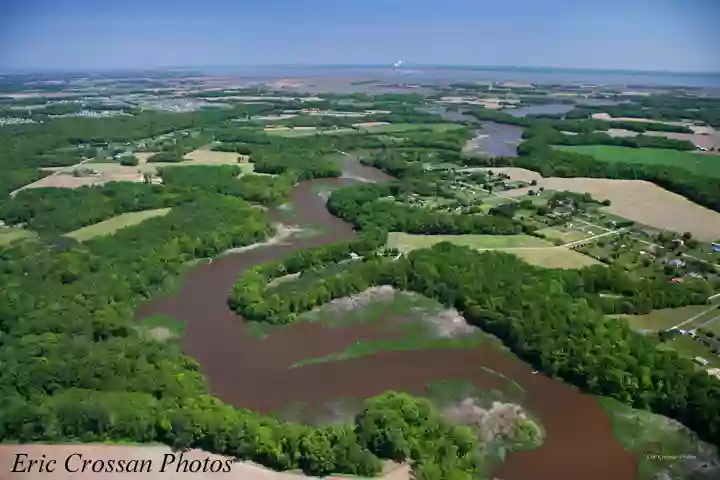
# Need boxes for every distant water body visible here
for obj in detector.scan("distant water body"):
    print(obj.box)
[199,65,720,89]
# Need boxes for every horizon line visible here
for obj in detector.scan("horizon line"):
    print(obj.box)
[2,64,720,77]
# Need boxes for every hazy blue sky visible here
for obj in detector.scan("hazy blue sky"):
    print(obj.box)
[1,0,718,72]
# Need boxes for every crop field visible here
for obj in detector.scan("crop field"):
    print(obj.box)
[386,233,600,269]
[511,247,601,269]
[555,145,720,178]
[491,167,720,241]
[65,208,172,241]
[0,228,35,246]
[184,148,249,165]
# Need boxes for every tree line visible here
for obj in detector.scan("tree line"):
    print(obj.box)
[326,182,527,235]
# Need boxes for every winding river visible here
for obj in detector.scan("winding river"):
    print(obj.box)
[137,157,637,480]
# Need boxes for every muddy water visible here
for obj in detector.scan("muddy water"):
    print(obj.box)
[137,158,637,480]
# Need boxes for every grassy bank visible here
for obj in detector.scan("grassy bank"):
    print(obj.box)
[598,396,720,480]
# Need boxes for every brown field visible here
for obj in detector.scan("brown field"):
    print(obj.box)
[511,247,601,269]
[25,149,253,191]
[590,112,688,126]
[487,167,720,241]
[0,445,409,480]
[22,175,106,189]
[183,148,249,165]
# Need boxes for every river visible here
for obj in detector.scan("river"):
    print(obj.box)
[463,121,524,157]
[136,157,636,480]
[507,103,574,118]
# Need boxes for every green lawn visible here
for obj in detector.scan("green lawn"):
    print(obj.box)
[65,208,172,241]
[555,145,720,178]
[386,233,600,269]
[620,305,713,331]
[387,233,551,252]
[661,335,720,368]
[0,228,35,246]
[536,226,590,244]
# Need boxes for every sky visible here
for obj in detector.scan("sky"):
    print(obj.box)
[0,0,718,72]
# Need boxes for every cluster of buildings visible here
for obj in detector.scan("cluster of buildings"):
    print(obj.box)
[0,117,38,126]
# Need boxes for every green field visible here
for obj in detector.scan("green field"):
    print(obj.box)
[387,233,550,252]
[386,233,600,269]
[660,335,720,368]
[536,226,590,244]
[555,145,720,178]
[65,208,172,241]
[620,305,713,331]
[0,228,35,246]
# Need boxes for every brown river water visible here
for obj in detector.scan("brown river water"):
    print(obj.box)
[136,158,637,480]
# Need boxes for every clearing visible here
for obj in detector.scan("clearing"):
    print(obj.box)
[65,208,172,241]
[386,233,599,269]
[489,167,720,241]
[555,145,720,178]
[387,232,549,251]
[0,227,35,246]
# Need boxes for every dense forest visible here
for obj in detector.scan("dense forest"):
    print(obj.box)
[0,182,184,234]
[0,168,295,235]
[160,166,295,206]
[0,199,482,478]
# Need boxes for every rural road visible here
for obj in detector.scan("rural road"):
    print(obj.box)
[574,218,719,268]
[668,304,719,331]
